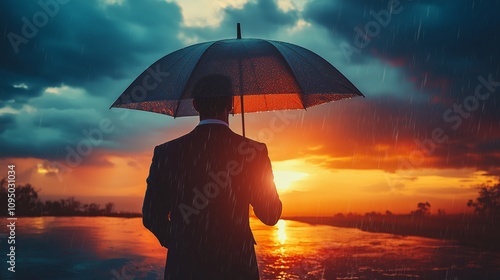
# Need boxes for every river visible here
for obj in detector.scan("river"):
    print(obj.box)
[1,217,499,279]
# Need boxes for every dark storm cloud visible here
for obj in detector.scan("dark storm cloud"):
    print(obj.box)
[265,93,499,174]
[0,0,184,161]
[0,78,47,105]
[304,0,500,93]
[223,0,298,36]
[185,0,299,40]
[0,114,17,133]
[1,0,498,177]
[0,0,183,104]
[299,0,500,174]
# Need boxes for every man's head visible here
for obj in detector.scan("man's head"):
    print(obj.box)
[192,74,233,119]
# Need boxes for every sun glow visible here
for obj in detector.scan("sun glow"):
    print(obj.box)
[276,219,287,245]
[273,170,309,191]
[37,163,60,174]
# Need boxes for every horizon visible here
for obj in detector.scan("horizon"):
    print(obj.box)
[1,0,499,217]
[35,188,478,216]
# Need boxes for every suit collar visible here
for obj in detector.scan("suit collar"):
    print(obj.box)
[197,119,229,127]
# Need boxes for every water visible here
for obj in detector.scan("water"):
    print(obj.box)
[1,217,499,279]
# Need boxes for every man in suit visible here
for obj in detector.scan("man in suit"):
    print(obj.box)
[143,74,282,280]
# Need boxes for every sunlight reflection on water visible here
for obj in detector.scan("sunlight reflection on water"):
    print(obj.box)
[251,218,500,280]
[276,219,287,245]
[2,217,499,280]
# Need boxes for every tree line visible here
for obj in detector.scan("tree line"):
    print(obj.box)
[1,179,499,217]
[0,179,116,217]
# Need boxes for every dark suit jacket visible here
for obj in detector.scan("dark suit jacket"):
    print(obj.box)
[143,123,282,280]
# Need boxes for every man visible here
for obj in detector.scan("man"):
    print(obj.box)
[143,74,282,280]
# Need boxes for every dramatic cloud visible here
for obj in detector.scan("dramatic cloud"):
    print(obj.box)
[1,0,183,100]
[0,0,185,161]
[1,0,498,179]
[181,0,299,42]
[296,0,500,174]
[303,0,500,95]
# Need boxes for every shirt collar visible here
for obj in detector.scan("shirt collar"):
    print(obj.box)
[198,119,229,127]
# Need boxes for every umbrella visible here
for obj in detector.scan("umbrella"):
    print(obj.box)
[110,23,364,136]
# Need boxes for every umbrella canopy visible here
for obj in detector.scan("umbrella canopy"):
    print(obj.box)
[110,24,364,134]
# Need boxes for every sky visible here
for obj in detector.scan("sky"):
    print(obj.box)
[1,0,499,216]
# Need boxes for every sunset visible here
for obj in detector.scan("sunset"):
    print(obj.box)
[1,0,499,279]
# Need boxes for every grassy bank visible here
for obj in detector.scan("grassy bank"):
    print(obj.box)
[284,214,500,252]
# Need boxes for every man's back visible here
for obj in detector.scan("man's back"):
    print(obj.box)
[143,123,282,279]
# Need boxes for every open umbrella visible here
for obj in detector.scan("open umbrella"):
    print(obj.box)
[110,23,364,136]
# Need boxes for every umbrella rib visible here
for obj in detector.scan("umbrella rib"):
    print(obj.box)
[270,41,364,98]
[173,41,220,118]
[239,40,268,110]
[172,45,210,117]
[111,42,213,115]
[264,40,308,110]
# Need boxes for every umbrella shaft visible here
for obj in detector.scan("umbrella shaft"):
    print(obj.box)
[240,94,245,137]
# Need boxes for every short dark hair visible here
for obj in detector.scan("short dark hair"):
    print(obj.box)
[192,74,233,116]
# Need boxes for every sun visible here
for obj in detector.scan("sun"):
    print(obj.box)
[273,170,309,192]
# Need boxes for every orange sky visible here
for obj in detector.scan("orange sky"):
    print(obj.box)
[1,0,499,217]
[3,100,496,216]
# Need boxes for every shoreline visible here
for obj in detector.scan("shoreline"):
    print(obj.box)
[283,214,500,252]
[6,213,499,252]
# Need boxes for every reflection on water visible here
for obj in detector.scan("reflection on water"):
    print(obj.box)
[1,217,499,280]
[253,218,500,280]
[276,219,287,245]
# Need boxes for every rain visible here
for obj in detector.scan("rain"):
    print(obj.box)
[0,0,500,279]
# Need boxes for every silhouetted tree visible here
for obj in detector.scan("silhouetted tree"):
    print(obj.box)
[88,203,101,215]
[64,197,81,214]
[13,184,40,216]
[467,184,500,216]
[365,211,382,216]
[0,179,121,217]
[413,202,431,216]
[104,202,114,215]
[44,200,53,215]
[51,200,63,215]
[0,179,42,216]
[82,204,89,215]
[0,179,8,216]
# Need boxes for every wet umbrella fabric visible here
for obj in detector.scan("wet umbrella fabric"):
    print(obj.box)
[110,32,364,134]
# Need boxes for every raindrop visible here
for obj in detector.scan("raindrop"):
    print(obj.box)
[415,19,422,42]
[39,114,43,128]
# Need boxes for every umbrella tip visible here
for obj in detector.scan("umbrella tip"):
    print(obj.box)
[237,23,241,39]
